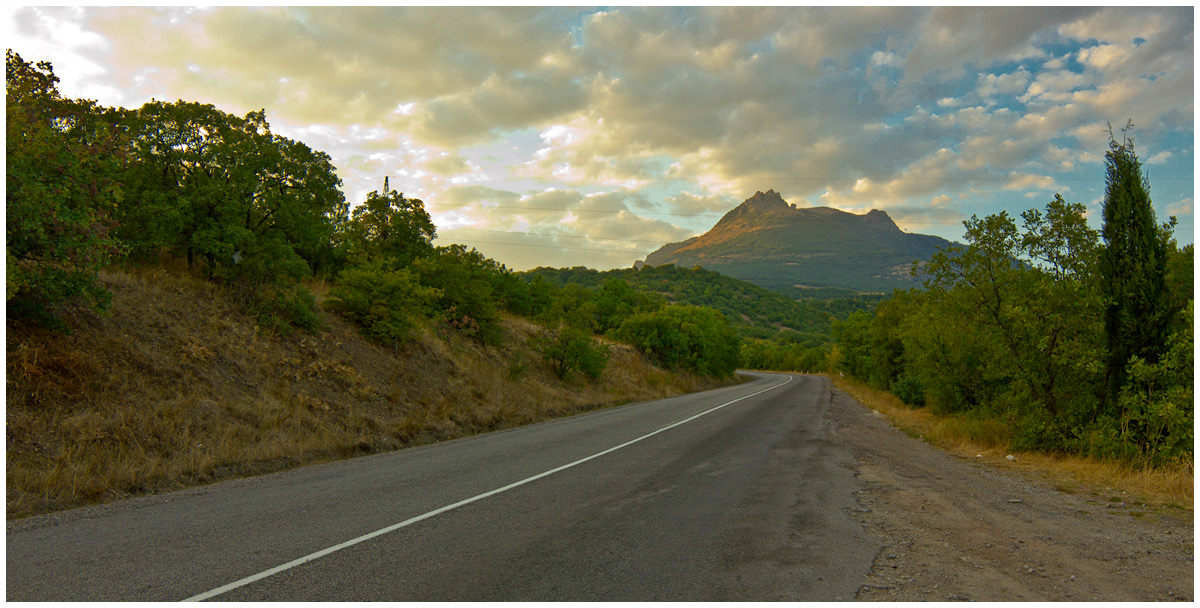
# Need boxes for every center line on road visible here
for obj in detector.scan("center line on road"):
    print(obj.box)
[184,374,793,601]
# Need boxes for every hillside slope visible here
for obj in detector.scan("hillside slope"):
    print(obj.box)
[521,264,881,342]
[6,267,728,517]
[642,190,954,296]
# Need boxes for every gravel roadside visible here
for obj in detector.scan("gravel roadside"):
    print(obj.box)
[828,386,1194,602]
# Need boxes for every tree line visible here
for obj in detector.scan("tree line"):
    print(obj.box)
[833,124,1192,466]
[6,50,741,380]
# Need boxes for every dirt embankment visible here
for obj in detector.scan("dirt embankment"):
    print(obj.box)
[6,267,731,518]
[828,387,1193,602]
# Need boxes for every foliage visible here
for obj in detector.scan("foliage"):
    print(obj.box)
[534,324,610,381]
[521,263,877,342]
[413,244,509,344]
[6,50,126,327]
[338,188,435,269]
[831,152,1193,466]
[112,99,347,284]
[1098,122,1173,409]
[615,305,741,377]
[1110,301,1193,465]
[326,259,440,347]
[247,283,323,336]
[919,196,1105,420]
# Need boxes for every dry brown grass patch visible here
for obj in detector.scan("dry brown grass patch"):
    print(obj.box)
[832,376,1193,511]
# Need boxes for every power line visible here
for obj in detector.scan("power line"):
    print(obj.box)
[436,237,652,254]
[428,204,971,225]
[429,203,724,218]
[440,227,672,244]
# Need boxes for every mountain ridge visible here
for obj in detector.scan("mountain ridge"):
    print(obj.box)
[641,190,954,296]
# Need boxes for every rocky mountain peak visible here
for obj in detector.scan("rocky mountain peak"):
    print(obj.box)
[641,188,954,294]
[740,189,789,212]
[863,208,903,234]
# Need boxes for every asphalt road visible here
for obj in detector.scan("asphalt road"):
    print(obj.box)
[7,372,879,601]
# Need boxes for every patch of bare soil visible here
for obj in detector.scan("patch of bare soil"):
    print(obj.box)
[828,387,1193,602]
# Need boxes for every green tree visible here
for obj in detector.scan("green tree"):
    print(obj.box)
[615,305,741,377]
[917,196,1104,430]
[1098,122,1172,410]
[340,188,435,268]
[114,100,346,284]
[6,50,126,326]
[414,244,504,344]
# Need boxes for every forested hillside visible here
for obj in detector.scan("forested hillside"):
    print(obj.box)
[520,264,882,341]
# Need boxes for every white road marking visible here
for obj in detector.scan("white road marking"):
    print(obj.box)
[184,374,793,601]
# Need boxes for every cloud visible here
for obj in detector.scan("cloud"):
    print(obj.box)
[423,153,471,177]
[903,7,1096,82]
[84,6,587,134]
[1146,151,1172,165]
[666,191,738,215]
[1163,197,1192,218]
[1003,172,1057,192]
[7,5,1191,267]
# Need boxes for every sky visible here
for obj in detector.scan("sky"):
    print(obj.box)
[5,6,1194,271]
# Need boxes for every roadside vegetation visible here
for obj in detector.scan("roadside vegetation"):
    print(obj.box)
[829,123,1192,498]
[6,50,742,517]
[834,378,1192,510]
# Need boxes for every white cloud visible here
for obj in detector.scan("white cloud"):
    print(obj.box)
[977,68,1030,98]
[871,50,903,67]
[1146,151,1172,165]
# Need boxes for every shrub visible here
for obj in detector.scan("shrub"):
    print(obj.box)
[534,325,610,381]
[248,283,321,335]
[615,305,740,377]
[890,374,926,407]
[326,260,439,346]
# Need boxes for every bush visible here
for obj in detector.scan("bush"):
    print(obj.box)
[890,374,926,407]
[534,325,610,381]
[250,284,321,335]
[327,260,439,346]
[1112,305,1193,465]
[615,305,740,377]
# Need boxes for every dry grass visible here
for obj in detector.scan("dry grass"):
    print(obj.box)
[832,376,1193,511]
[6,266,734,518]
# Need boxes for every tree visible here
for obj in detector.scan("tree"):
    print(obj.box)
[1098,122,1171,410]
[917,195,1104,428]
[114,100,346,284]
[414,244,505,344]
[615,305,741,377]
[534,324,610,381]
[339,188,435,268]
[6,50,126,326]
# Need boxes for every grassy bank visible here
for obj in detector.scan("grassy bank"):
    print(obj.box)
[833,376,1193,511]
[6,266,736,518]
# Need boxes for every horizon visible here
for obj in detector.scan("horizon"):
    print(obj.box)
[5,6,1193,271]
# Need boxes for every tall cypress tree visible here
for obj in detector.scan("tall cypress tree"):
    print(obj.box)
[1098,122,1170,412]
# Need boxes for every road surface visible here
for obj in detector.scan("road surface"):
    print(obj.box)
[7,372,880,601]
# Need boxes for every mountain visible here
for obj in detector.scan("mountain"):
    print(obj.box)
[641,190,954,297]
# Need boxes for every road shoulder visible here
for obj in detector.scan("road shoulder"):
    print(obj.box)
[828,386,1194,602]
